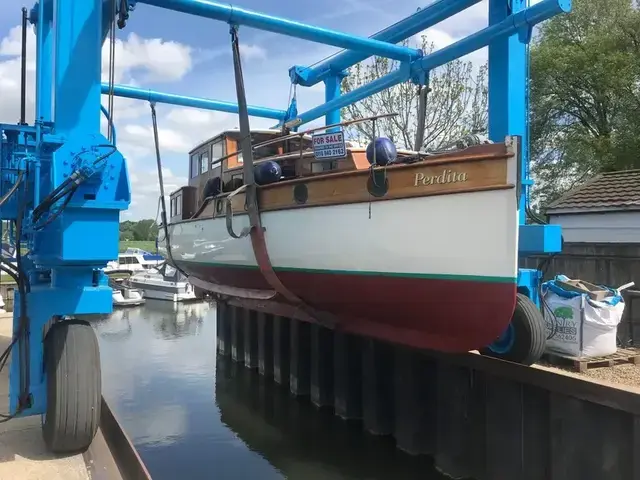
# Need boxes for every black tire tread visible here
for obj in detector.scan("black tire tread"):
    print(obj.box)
[42,321,101,453]
[515,293,547,365]
[481,293,546,366]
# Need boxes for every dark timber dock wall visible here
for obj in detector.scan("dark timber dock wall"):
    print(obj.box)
[217,302,640,480]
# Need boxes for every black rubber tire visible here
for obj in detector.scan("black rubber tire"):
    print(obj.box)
[480,293,547,366]
[42,321,101,453]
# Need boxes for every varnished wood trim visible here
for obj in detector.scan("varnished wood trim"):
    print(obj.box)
[241,156,509,213]
[181,154,512,221]
[227,183,515,216]
[188,183,514,223]
[258,150,510,190]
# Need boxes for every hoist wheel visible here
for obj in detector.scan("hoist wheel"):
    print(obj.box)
[480,293,547,366]
[42,321,101,453]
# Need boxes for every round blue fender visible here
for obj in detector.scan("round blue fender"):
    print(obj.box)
[366,137,397,166]
[254,160,282,185]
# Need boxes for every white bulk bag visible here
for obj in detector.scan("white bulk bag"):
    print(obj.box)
[542,276,625,358]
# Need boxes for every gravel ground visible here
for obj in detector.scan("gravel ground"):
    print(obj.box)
[536,348,640,389]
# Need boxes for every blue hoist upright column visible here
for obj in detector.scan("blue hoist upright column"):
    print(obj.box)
[487,0,562,307]
[0,0,131,454]
[324,74,345,131]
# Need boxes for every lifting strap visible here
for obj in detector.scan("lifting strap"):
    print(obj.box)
[414,75,430,151]
[228,26,335,327]
[149,101,187,277]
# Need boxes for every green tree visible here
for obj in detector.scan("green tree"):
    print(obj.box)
[119,219,159,241]
[132,219,158,241]
[340,35,488,151]
[119,220,136,241]
[530,0,640,206]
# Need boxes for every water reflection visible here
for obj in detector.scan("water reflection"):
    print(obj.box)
[216,357,445,480]
[94,301,449,480]
[143,300,208,339]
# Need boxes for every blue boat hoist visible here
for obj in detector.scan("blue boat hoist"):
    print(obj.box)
[0,0,569,452]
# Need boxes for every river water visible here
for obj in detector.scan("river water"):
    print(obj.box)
[94,300,449,480]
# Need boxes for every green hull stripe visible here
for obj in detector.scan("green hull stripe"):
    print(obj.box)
[176,259,517,284]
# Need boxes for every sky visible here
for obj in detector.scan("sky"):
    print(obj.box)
[0,0,497,220]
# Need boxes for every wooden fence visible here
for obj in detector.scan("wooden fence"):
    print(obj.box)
[521,242,640,347]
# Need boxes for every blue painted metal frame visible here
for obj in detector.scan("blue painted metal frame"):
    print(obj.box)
[3,0,131,417]
[135,0,423,62]
[0,0,570,419]
[486,0,564,306]
[100,84,287,120]
[287,0,570,128]
[324,75,345,133]
[289,0,484,87]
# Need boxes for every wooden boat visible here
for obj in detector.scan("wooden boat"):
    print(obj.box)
[162,123,520,353]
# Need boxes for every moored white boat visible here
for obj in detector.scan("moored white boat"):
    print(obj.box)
[105,248,164,273]
[112,286,145,307]
[128,263,198,302]
[108,275,146,307]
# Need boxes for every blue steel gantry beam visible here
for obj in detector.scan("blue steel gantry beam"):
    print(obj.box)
[134,0,423,62]
[289,0,484,87]
[100,84,287,121]
[289,0,482,128]
[286,0,571,129]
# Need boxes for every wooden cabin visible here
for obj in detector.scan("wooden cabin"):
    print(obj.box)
[169,128,416,222]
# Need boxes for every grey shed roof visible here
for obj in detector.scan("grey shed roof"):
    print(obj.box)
[547,170,640,214]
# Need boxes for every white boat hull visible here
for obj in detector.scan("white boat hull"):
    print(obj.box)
[128,274,198,303]
[112,288,145,307]
[165,189,519,280]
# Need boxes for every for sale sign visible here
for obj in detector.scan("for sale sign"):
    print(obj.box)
[312,130,347,160]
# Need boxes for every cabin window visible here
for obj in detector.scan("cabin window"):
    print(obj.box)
[253,142,280,160]
[190,154,199,178]
[286,137,311,152]
[200,151,209,174]
[118,256,139,265]
[211,139,224,167]
[170,197,175,217]
[231,173,243,185]
[176,194,182,215]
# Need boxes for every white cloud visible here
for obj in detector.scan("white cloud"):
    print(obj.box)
[0,26,36,124]
[239,43,267,61]
[101,32,193,84]
[0,25,35,57]
[424,28,456,49]
[0,24,202,220]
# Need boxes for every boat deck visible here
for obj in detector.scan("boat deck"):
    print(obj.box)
[0,314,149,480]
